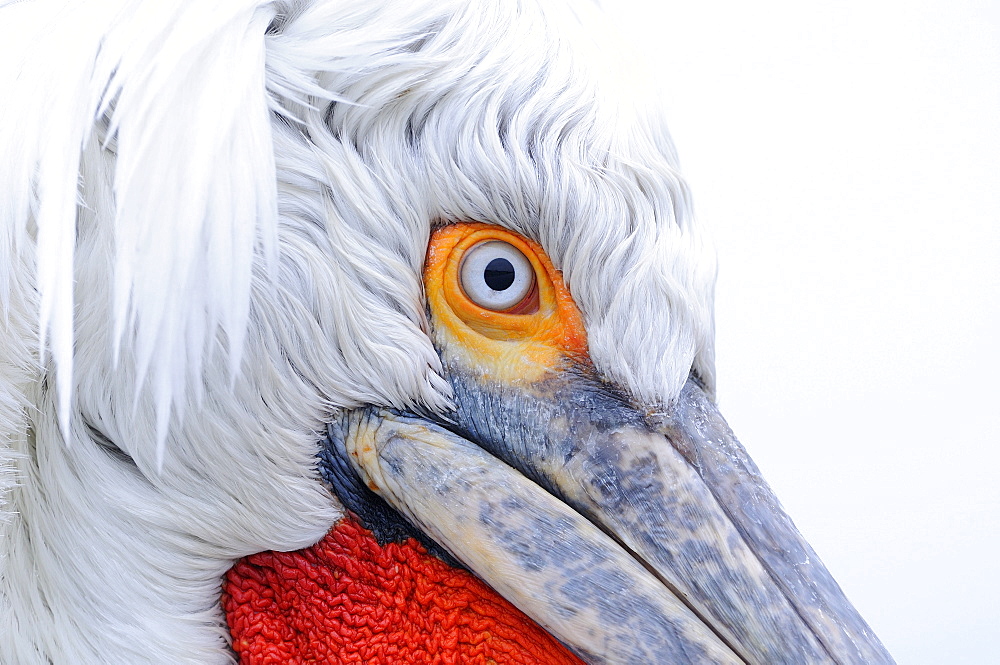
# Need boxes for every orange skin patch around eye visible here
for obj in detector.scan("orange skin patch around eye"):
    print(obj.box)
[425,223,589,383]
[223,516,584,665]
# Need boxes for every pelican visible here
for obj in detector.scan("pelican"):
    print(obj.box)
[0,0,894,663]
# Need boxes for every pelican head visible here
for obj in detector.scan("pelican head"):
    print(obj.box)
[0,0,893,663]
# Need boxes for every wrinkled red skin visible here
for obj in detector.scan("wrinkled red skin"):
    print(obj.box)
[224,516,584,665]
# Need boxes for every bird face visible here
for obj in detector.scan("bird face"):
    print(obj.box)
[328,222,890,663]
[225,222,892,663]
[1,0,895,663]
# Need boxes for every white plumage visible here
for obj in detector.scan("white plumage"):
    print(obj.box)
[1,0,716,662]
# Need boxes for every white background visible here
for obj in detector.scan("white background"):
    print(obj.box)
[609,1,1000,663]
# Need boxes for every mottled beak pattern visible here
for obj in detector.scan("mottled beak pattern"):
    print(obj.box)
[325,222,892,664]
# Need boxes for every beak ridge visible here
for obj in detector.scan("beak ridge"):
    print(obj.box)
[332,408,743,664]
[656,380,893,664]
[329,370,894,665]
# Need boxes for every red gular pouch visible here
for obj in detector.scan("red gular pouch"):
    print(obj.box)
[223,514,584,665]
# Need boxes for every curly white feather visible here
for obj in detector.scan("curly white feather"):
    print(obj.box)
[0,0,717,662]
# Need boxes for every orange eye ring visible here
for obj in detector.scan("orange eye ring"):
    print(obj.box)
[439,226,552,340]
[424,222,588,380]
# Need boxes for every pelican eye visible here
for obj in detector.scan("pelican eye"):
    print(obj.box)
[460,241,535,311]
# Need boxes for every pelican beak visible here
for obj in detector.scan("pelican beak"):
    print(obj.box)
[332,223,893,664]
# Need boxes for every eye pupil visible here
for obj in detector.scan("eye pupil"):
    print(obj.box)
[483,258,516,291]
